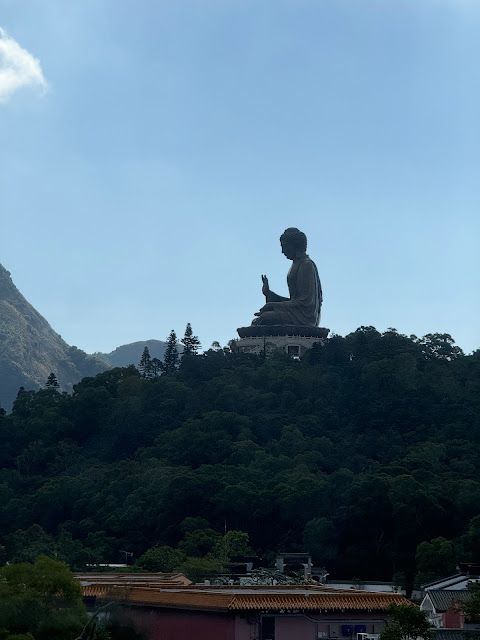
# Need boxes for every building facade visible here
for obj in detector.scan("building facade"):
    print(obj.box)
[79,576,409,640]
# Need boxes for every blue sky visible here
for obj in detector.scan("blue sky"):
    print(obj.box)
[1,0,479,354]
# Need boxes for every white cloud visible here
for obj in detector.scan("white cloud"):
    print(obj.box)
[0,27,47,102]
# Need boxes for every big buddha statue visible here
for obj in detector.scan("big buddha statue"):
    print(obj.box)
[238,228,327,339]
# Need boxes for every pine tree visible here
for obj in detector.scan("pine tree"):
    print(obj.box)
[162,330,179,374]
[151,357,162,379]
[138,346,153,378]
[45,373,59,389]
[181,323,201,356]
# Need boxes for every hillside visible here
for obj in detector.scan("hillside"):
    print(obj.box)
[0,328,479,589]
[94,339,171,368]
[0,264,109,411]
[0,265,174,412]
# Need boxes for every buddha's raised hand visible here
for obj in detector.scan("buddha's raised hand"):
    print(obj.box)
[261,274,270,297]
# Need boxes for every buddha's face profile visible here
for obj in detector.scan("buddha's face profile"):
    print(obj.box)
[280,228,307,260]
[281,240,297,260]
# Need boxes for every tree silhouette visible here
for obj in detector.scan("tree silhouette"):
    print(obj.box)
[151,357,162,378]
[138,346,152,378]
[45,373,59,389]
[380,604,433,640]
[162,330,179,374]
[181,323,201,356]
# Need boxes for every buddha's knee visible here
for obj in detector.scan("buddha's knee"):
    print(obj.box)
[254,311,277,325]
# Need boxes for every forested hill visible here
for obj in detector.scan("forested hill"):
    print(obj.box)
[0,264,170,411]
[1,328,479,588]
[0,263,108,411]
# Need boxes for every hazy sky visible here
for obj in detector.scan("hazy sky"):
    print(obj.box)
[1,0,479,355]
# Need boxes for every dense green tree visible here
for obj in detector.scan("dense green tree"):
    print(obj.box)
[215,530,253,560]
[417,333,464,361]
[181,323,201,356]
[460,515,480,563]
[414,537,456,586]
[150,357,162,379]
[0,328,478,584]
[307,341,324,365]
[380,604,433,640]
[162,330,179,374]
[179,517,213,536]
[45,373,60,389]
[135,546,186,572]
[179,528,220,557]
[55,529,89,569]
[176,556,225,583]
[303,518,338,566]
[138,347,152,378]
[0,556,87,640]
[462,582,480,624]
[5,525,55,564]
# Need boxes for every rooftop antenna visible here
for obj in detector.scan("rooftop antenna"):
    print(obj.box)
[120,550,133,565]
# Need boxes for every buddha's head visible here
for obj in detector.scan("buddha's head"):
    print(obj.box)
[280,228,307,260]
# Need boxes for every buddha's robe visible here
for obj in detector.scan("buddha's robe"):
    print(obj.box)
[254,255,322,327]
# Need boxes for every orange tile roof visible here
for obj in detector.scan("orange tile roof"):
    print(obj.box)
[76,572,192,589]
[81,583,408,612]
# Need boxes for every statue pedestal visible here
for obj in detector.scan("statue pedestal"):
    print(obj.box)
[235,326,330,359]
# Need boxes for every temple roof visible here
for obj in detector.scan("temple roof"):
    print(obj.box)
[80,579,408,612]
[76,572,192,589]
[424,590,471,613]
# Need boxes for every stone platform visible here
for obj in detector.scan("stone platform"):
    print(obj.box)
[237,325,329,339]
[235,326,330,358]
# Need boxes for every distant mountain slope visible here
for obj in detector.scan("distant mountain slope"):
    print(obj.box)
[94,339,171,368]
[0,264,109,411]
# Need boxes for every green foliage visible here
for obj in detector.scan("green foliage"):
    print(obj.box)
[5,525,56,564]
[219,530,253,559]
[417,333,464,361]
[45,373,59,389]
[150,358,162,378]
[414,537,456,586]
[380,604,433,640]
[460,515,480,563]
[137,347,152,379]
[180,517,212,534]
[0,556,86,640]
[0,328,478,585]
[303,517,338,565]
[181,323,201,356]
[392,572,407,591]
[179,528,220,557]
[462,582,480,624]
[162,330,179,374]
[135,546,186,572]
[176,556,226,583]
[0,264,109,412]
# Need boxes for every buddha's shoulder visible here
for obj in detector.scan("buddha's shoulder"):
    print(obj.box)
[299,255,317,268]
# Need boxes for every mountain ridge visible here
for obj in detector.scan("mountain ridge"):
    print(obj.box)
[94,339,171,368]
[0,263,110,411]
[0,264,170,411]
